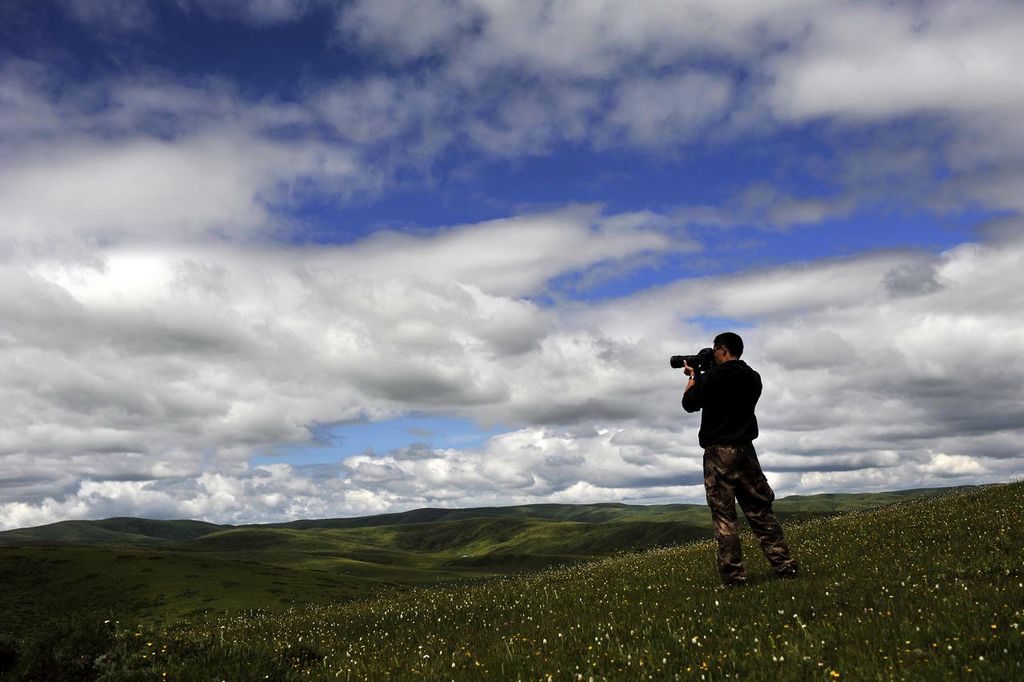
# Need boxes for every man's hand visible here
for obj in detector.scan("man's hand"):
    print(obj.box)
[683,360,696,384]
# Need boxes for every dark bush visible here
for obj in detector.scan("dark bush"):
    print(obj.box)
[0,636,20,673]
[13,616,114,681]
[278,643,323,668]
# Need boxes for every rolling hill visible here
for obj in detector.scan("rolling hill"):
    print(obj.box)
[0,485,976,645]
[2,480,1018,680]
[0,485,964,546]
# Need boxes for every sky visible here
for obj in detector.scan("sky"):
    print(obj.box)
[1,0,1023,530]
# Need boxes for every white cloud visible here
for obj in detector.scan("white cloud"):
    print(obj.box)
[338,0,480,60]
[2,228,1023,528]
[0,61,64,137]
[334,0,1024,215]
[608,73,733,147]
[0,133,358,244]
[0,205,684,527]
[61,0,317,31]
[336,1,1020,127]
[311,205,678,296]
[316,77,426,145]
[766,1,1024,122]
[62,0,155,32]
[203,0,316,25]
[347,0,812,78]
[10,1,1024,220]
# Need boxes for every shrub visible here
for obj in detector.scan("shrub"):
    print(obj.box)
[13,616,114,681]
[0,636,20,674]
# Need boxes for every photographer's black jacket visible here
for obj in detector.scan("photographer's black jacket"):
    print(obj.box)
[682,359,762,448]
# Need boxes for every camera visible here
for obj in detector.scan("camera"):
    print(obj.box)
[670,347,715,375]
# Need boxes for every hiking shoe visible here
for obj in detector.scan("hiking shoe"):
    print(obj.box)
[776,565,799,580]
[720,577,748,589]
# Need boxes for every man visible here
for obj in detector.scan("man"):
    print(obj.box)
[682,332,798,587]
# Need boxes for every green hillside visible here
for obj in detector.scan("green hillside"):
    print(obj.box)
[0,515,713,644]
[0,545,383,640]
[0,484,985,665]
[0,518,224,546]
[20,478,1015,681]
[263,487,970,530]
[0,486,966,548]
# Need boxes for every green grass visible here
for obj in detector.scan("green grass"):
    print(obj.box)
[0,517,712,645]
[0,545,381,638]
[0,517,223,546]
[15,480,1018,680]
[0,487,973,647]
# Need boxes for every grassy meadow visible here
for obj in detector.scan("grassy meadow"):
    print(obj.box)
[0,489,947,644]
[0,505,718,642]
[2,481,1020,679]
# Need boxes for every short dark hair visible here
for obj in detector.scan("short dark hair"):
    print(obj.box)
[713,332,744,358]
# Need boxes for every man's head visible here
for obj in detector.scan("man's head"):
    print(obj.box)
[713,332,743,365]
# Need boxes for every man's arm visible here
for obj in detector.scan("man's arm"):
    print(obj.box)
[681,363,702,413]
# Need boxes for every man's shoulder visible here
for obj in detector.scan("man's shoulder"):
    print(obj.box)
[718,360,761,383]
[738,361,761,380]
[737,360,759,375]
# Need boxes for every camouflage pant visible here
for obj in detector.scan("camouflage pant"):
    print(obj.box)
[703,443,797,583]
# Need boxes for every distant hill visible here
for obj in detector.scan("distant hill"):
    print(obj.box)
[0,484,971,547]
[0,517,223,546]
[0,484,977,644]
[2,480,1017,680]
